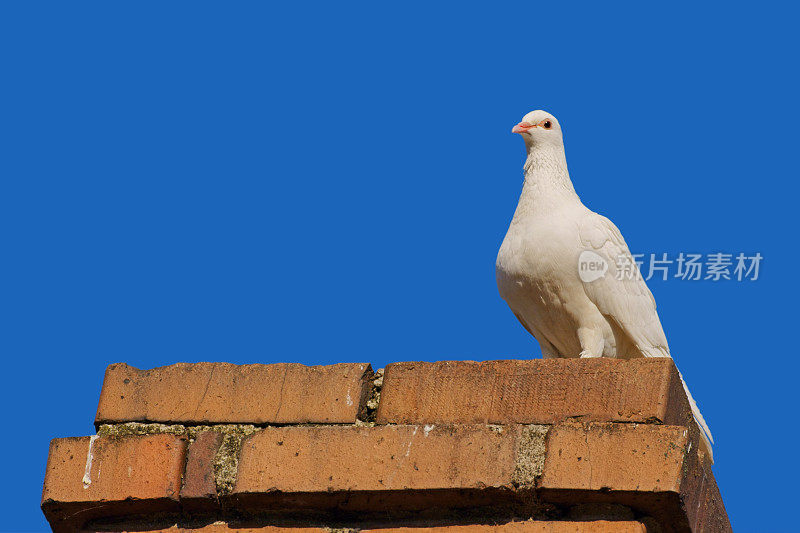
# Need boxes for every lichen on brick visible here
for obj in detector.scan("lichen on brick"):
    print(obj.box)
[361,368,383,423]
[97,422,187,438]
[211,424,259,495]
[512,424,549,488]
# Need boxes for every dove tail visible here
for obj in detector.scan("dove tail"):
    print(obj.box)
[677,370,714,461]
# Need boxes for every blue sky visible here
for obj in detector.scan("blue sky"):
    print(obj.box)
[1,2,797,531]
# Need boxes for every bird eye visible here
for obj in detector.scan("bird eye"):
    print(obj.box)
[543,120,552,129]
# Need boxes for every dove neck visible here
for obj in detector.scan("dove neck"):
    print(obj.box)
[517,144,579,213]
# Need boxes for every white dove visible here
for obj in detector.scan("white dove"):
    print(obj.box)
[496,109,713,457]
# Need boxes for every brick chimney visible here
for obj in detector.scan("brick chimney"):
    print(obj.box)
[41,359,730,532]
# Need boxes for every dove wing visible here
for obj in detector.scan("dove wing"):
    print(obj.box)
[578,212,714,448]
[578,212,670,358]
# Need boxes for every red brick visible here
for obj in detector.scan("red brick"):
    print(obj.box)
[679,449,732,533]
[42,434,186,532]
[44,356,732,532]
[95,362,372,425]
[366,523,647,533]
[180,431,224,511]
[539,423,689,493]
[232,424,523,511]
[88,523,647,533]
[43,422,730,532]
[538,423,731,533]
[108,526,329,533]
[91,525,646,533]
[223,422,729,529]
[376,359,691,427]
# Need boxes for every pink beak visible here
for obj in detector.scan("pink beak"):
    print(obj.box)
[512,121,534,134]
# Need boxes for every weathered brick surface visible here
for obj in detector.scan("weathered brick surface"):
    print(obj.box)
[42,434,186,532]
[538,423,731,533]
[679,450,731,533]
[232,424,525,511]
[43,358,730,532]
[377,359,691,427]
[103,524,645,533]
[107,526,329,533]
[95,362,372,425]
[180,431,224,511]
[44,422,729,532]
[540,423,689,492]
[367,523,647,533]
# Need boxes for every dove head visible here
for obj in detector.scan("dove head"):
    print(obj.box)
[512,110,563,150]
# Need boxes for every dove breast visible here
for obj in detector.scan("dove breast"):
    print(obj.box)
[496,204,618,358]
